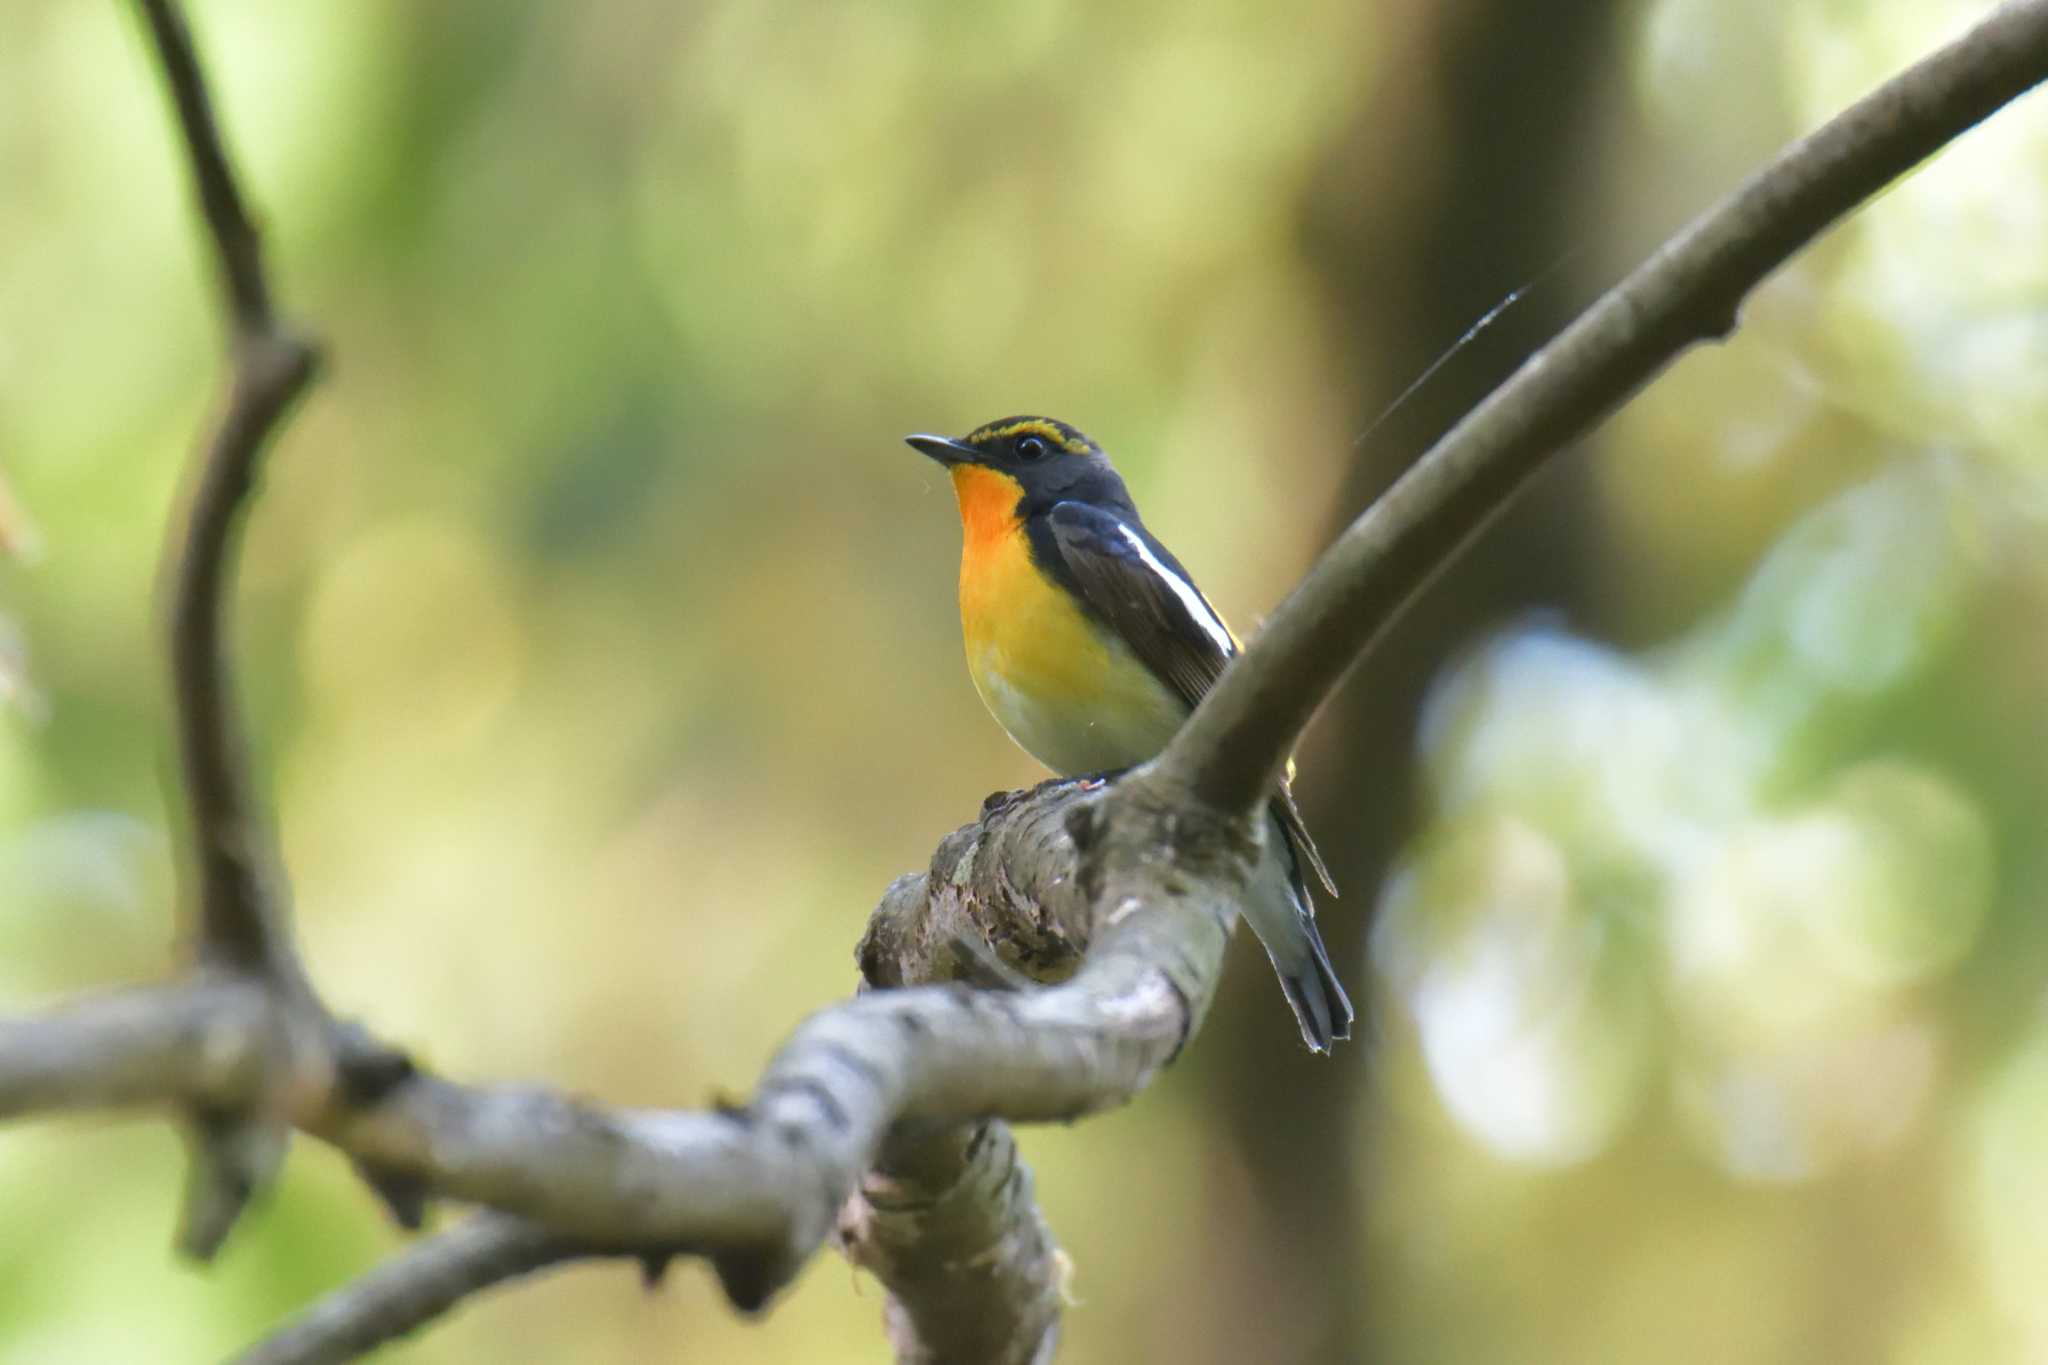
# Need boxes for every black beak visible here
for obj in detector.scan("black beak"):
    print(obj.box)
[905,433,977,466]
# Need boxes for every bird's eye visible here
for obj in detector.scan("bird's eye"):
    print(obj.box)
[1015,435,1048,460]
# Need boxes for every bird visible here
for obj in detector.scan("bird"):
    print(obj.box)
[906,415,1353,1052]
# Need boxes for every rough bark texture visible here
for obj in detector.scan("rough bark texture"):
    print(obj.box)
[837,777,1118,1361]
[163,775,1258,1359]
[845,1123,1065,1365]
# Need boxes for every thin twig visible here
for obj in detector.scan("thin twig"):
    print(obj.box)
[234,1215,581,1365]
[133,0,276,334]
[1155,0,2048,817]
[133,0,325,1257]
[138,0,319,976]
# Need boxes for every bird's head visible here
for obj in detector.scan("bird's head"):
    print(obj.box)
[906,416,1130,529]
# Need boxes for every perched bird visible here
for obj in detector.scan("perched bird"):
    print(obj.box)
[906,416,1353,1052]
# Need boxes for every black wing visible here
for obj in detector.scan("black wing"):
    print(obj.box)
[1041,501,1337,896]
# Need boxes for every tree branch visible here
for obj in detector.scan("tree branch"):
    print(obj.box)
[133,0,281,336]
[134,0,327,1257]
[1156,0,2048,818]
[315,781,1243,1302]
[833,789,1081,1360]
[842,1122,1065,1365]
[0,979,268,1119]
[139,0,318,975]
[233,1214,579,1365]
[215,776,1246,1358]
[1,3,2040,1361]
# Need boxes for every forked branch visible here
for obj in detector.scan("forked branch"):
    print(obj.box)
[0,2,2043,1362]
[135,0,329,1258]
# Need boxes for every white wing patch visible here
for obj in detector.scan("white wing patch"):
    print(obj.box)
[1114,524,1236,657]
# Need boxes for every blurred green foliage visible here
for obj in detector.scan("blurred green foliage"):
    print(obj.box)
[2,0,2045,1361]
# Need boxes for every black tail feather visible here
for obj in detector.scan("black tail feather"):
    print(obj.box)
[1273,917,1354,1055]
[1262,801,1352,1053]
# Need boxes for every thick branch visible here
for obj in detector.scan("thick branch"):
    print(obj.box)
[0,979,268,1119]
[1158,0,2048,816]
[319,782,1242,1299]
[833,784,1084,1360]
[205,778,1245,1358]
[843,1122,1064,1365]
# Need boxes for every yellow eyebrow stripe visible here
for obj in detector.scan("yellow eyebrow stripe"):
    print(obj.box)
[966,419,1093,455]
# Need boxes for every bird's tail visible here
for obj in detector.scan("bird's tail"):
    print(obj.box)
[1255,803,1354,1054]
[1270,915,1355,1055]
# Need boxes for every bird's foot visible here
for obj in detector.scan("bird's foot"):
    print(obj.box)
[1072,766,1130,792]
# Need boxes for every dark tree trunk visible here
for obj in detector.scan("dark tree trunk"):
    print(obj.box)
[1196,3,1626,1359]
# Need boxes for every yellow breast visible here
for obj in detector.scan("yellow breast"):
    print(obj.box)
[951,466,1186,775]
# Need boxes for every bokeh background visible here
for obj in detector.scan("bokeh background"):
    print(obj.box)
[3,0,2046,1360]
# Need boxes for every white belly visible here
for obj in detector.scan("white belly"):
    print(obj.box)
[971,638,1189,776]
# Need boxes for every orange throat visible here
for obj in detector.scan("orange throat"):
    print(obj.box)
[949,464,1025,553]
[946,462,1188,774]
[950,463,1031,660]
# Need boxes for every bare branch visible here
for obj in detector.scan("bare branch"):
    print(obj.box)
[165,334,316,977]
[1156,0,2048,818]
[314,782,1243,1300]
[138,0,317,979]
[221,777,1248,1358]
[0,980,268,1118]
[133,0,278,335]
[0,4,2036,1361]
[835,792,1077,1358]
[842,1122,1064,1365]
[234,1215,579,1365]
[132,0,327,1257]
